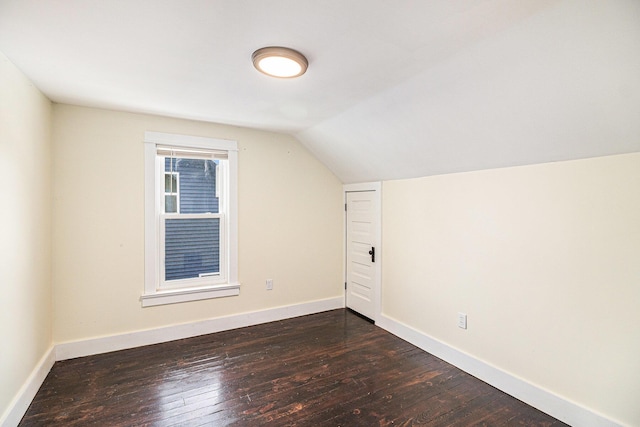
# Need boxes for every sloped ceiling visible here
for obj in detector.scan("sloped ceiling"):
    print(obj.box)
[1,0,638,183]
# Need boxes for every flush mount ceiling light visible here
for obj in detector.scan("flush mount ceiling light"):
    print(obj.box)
[252,46,308,78]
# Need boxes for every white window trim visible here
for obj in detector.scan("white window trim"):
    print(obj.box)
[142,131,239,307]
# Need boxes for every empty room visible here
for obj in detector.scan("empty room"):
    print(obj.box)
[1,1,638,426]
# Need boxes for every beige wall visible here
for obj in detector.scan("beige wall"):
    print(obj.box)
[0,53,52,418]
[51,105,343,344]
[382,153,640,426]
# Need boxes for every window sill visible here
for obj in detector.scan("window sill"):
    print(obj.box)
[141,283,240,307]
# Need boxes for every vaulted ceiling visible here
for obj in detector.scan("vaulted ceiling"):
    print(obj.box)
[1,0,638,183]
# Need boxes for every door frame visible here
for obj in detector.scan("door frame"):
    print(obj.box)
[343,182,382,322]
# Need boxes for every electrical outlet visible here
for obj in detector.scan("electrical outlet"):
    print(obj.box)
[458,312,467,329]
[266,279,273,290]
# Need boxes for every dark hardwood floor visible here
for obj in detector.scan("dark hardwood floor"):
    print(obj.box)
[20,309,568,426]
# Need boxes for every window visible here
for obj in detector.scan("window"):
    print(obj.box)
[142,131,239,307]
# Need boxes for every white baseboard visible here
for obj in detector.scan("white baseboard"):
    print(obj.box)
[56,296,344,361]
[0,346,55,427]
[376,314,623,427]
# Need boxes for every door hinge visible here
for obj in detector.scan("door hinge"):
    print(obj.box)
[345,203,347,211]
[345,282,347,289]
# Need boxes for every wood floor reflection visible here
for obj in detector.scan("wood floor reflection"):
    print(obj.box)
[19,309,567,426]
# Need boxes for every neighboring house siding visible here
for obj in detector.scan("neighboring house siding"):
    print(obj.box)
[164,158,220,281]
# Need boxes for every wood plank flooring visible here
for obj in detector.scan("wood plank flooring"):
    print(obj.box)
[19,309,568,426]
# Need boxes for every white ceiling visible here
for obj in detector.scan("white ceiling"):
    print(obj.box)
[1,0,639,183]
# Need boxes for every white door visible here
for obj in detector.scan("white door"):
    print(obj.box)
[345,189,379,321]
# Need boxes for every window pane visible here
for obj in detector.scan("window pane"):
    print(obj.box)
[165,195,178,213]
[165,158,219,213]
[165,174,177,193]
[165,218,220,281]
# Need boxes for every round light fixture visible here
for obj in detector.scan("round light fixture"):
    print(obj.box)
[252,46,308,78]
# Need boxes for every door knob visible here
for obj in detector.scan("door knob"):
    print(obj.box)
[368,247,375,263]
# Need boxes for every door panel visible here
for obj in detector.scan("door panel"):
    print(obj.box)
[346,190,378,320]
